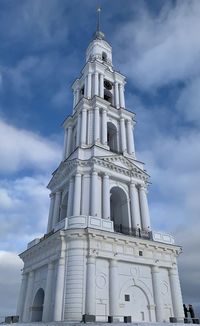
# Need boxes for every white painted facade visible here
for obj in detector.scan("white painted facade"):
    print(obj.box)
[17,27,184,323]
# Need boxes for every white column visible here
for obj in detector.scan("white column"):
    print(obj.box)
[139,185,151,231]
[85,256,96,315]
[114,82,119,108]
[87,73,92,98]
[76,113,81,148]
[62,128,68,160]
[73,173,82,216]
[129,182,141,229]
[169,267,184,319]
[119,84,125,108]
[52,191,62,227]
[99,73,104,98]
[94,107,100,143]
[81,174,90,215]
[109,260,118,316]
[101,108,107,145]
[47,193,55,233]
[87,110,93,145]
[120,117,127,153]
[43,262,54,322]
[17,272,28,321]
[94,72,99,96]
[75,88,80,105]
[54,240,66,321]
[103,174,110,219]
[66,125,72,158]
[67,177,74,217]
[91,171,98,216]
[23,270,34,322]
[81,108,87,145]
[84,76,88,97]
[127,120,135,155]
[151,266,163,322]
[73,90,76,108]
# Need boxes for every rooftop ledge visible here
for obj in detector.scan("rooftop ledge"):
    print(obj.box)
[27,216,175,249]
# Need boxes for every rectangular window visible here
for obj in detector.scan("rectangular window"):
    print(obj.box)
[125,294,130,301]
[139,250,143,256]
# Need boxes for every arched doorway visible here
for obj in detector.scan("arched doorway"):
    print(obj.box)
[31,288,45,322]
[110,186,130,233]
[60,192,68,220]
[107,122,118,152]
[120,285,150,322]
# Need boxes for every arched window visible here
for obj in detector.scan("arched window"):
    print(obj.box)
[104,89,112,104]
[107,122,118,152]
[110,186,130,233]
[31,288,45,322]
[102,52,107,62]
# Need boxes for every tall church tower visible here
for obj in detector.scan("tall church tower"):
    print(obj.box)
[17,10,184,323]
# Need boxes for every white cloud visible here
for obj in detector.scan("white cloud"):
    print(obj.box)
[115,0,200,90]
[0,118,61,173]
[0,251,23,316]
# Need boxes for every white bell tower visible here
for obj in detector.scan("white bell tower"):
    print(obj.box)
[17,9,184,324]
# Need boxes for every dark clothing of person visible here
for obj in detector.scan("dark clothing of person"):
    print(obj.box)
[183,304,188,318]
[189,305,195,319]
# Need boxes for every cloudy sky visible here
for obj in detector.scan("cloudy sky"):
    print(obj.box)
[0,0,200,317]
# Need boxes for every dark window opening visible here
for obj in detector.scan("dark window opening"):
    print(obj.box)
[104,89,112,104]
[80,86,84,95]
[125,294,130,302]
[102,52,107,62]
[104,80,112,90]
[139,250,143,256]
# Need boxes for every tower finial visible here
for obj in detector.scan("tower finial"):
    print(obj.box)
[97,6,101,32]
[93,6,105,40]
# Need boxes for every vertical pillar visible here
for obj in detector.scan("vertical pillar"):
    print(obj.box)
[119,84,125,108]
[81,108,87,145]
[76,113,81,148]
[129,182,141,229]
[75,89,80,105]
[52,191,62,227]
[62,128,68,160]
[87,110,93,145]
[67,177,74,217]
[127,120,135,155]
[87,73,92,98]
[17,272,28,321]
[42,262,54,322]
[85,256,96,315]
[47,193,55,233]
[73,173,82,216]
[99,73,104,98]
[101,108,107,145]
[91,171,98,216]
[54,239,66,321]
[109,260,118,316]
[169,267,184,319]
[94,72,99,96]
[114,82,119,108]
[84,76,88,97]
[151,266,163,322]
[23,270,34,322]
[66,125,72,158]
[139,185,151,231]
[73,90,76,108]
[120,117,127,153]
[94,107,100,143]
[81,174,90,215]
[103,174,110,219]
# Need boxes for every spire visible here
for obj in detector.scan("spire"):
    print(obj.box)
[93,6,105,40]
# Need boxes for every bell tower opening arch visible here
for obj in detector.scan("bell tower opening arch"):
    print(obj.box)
[107,122,118,153]
[110,186,131,233]
[31,288,45,322]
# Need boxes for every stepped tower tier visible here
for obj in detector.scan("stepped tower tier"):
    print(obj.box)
[17,10,184,324]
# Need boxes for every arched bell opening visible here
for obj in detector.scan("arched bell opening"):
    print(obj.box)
[110,186,130,233]
[104,89,112,104]
[102,51,107,62]
[60,192,68,220]
[107,122,118,153]
[31,288,45,322]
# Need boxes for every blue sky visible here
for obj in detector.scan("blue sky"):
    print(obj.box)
[0,0,200,317]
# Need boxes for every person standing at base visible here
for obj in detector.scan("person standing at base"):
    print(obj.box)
[183,304,188,318]
[189,304,195,323]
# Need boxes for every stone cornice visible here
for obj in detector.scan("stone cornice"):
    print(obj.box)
[48,155,149,190]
